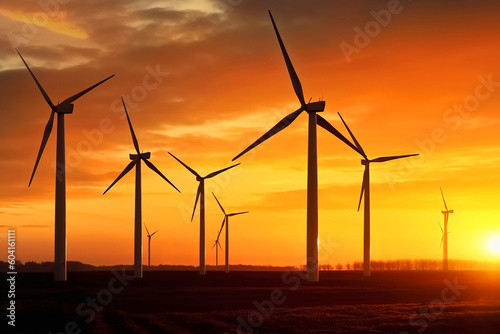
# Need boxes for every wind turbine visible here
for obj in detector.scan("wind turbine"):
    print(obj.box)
[144,223,158,268]
[17,49,114,281]
[337,112,418,277]
[212,231,223,268]
[212,193,249,273]
[232,11,360,282]
[440,188,454,271]
[438,220,451,245]
[168,152,239,275]
[104,98,179,278]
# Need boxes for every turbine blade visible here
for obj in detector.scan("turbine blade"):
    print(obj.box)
[228,211,250,217]
[121,97,140,154]
[212,192,226,215]
[144,222,150,236]
[143,159,180,192]
[337,112,366,158]
[268,10,306,107]
[440,235,444,248]
[168,152,201,178]
[151,230,158,236]
[205,163,240,179]
[60,74,114,105]
[16,49,54,109]
[191,182,202,222]
[439,221,443,234]
[316,114,363,156]
[216,217,226,240]
[233,107,303,160]
[103,158,138,194]
[357,167,368,212]
[218,242,223,251]
[370,154,418,163]
[440,187,448,211]
[29,110,55,186]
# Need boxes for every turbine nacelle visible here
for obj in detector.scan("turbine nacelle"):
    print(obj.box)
[442,210,454,214]
[130,152,151,160]
[305,100,325,113]
[55,104,74,114]
[361,159,369,166]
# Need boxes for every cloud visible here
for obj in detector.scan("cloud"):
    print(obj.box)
[0,7,89,40]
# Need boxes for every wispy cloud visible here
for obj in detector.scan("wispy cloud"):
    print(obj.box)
[0,8,88,39]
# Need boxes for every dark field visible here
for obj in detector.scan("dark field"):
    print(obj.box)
[7,270,500,334]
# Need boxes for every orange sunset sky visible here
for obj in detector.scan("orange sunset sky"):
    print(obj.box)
[1,0,500,267]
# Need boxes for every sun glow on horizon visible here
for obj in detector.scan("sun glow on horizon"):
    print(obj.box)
[488,236,500,256]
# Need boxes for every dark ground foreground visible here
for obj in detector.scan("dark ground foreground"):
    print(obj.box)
[5,270,500,334]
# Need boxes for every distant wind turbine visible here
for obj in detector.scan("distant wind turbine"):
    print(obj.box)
[232,11,361,282]
[440,188,454,271]
[17,49,114,281]
[212,230,223,268]
[144,223,158,268]
[104,98,179,278]
[168,152,239,275]
[438,220,451,246]
[212,193,249,273]
[337,112,418,277]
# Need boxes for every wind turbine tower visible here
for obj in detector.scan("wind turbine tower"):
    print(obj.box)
[168,153,239,275]
[232,11,360,282]
[144,223,158,268]
[336,112,418,277]
[440,188,454,271]
[213,231,223,268]
[212,193,249,273]
[17,49,114,281]
[104,98,179,278]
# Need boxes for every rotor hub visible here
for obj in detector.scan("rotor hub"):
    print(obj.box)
[130,152,151,160]
[305,100,326,113]
[55,104,74,114]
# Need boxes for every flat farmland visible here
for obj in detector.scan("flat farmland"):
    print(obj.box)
[9,270,500,334]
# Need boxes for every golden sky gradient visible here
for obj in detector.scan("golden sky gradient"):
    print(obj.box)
[1,0,500,267]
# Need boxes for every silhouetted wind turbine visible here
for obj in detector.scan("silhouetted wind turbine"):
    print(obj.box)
[17,49,114,281]
[438,220,451,246]
[337,112,418,277]
[212,229,223,268]
[168,152,239,275]
[440,188,454,271]
[104,98,179,278]
[144,223,158,268]
[212,193,249,273]
[232,11,360,282]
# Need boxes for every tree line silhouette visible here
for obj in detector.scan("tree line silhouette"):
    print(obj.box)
[315,259,500,271]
